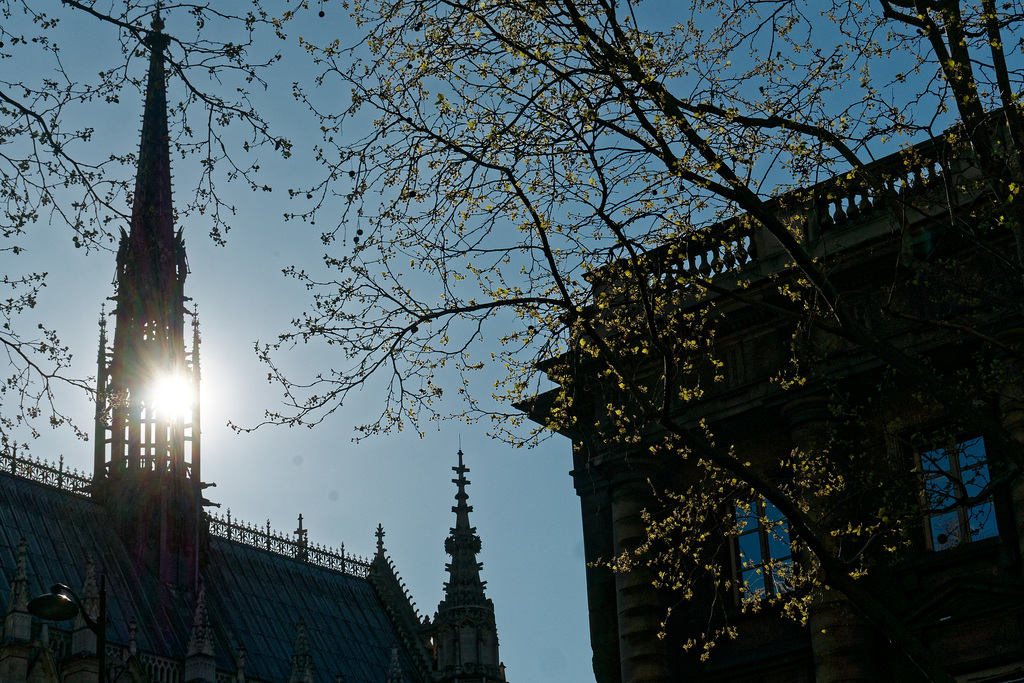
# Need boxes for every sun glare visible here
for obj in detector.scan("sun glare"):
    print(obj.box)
[152,374,194,421]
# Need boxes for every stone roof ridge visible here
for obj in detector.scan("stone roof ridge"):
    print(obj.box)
[370,525,421,620]
[368,526,433,679]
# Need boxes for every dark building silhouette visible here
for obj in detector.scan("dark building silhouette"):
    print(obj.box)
[525,123,1024,682]
[0,16,505,683]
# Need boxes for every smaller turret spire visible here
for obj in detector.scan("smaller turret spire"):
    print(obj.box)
[443,450,485,606]
[386,645,403,683]
[4,538,31,642]
[185,584,217,683]
[431,450,505,682]
[187,584,214,657]
[71,559,99,657]
[288,619,315,683]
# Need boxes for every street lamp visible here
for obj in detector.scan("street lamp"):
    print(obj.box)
[28,576,106,683]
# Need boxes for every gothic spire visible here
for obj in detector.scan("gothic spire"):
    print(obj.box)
[103,13,190,478]
[442,449,486,605]
[93,13,203,589]
[129,15,174,270]
[432,450,505,682]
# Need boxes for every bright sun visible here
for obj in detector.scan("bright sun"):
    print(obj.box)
[152,374,193,421]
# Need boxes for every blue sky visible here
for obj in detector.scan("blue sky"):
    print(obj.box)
[4,3,595,681]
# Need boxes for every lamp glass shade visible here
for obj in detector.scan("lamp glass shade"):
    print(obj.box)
[27,593,79,621]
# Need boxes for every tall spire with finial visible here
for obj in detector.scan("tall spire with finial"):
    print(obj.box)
[444,450,486,605]
[431,450,505,682]
[94,11,203,589]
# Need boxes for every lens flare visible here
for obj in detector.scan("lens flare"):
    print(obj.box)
[152,374,193,421]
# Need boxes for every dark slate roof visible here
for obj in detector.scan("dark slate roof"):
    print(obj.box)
[0,470,423,683]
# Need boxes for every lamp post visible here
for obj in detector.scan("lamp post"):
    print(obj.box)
[28,576,106,683]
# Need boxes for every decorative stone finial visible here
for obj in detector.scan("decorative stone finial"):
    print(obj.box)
[235,646,247,683]
[129,617,138,656]
[185,585,216,683]
[4,538,31,641]
[288,619,315,683]
[187,584,214,657]
[295,514,309,562]
[386,644,402,683]
[72,558,99,655]
[9,537,29,610]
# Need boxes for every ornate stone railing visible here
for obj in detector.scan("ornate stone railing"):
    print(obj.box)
[793,137,954,239]
[1,447,371,580]
[624,134,965,292]
[0,449,91,496]
[207,510,372,579]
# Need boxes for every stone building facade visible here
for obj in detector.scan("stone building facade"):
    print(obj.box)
[526,122,1024,682]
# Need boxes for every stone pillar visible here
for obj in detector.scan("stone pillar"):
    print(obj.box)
[997,331,1024,564]
[783,397,888,683]
[572,456,621,683]
[609,462,670,683]
[809,589,888,683]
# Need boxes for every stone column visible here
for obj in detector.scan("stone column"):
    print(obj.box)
[997,330,1024,564]
[783,396,888,683]
[574,473,621,683]
[609,460,671,683]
